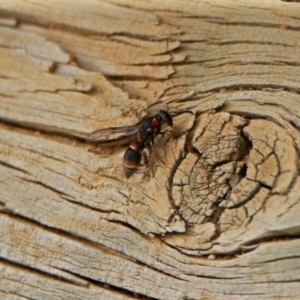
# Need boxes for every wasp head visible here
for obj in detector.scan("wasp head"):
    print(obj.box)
[155,110,173,127]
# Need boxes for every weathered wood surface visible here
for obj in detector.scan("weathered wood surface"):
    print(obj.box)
[1,0,300,299]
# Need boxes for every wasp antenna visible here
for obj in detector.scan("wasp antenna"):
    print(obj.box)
[172,110,194,117]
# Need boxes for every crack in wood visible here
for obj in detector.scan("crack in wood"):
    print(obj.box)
[0,258,88,286]
[0,160,31,175]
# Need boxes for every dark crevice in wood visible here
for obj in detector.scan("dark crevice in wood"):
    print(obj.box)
[0,160,31,175]
[252,254,300,265]
[171,57,300,69]
[20,177,72,197]
[106,218,151,238]
[205,40,295,47]
[0,10,173,43]
[0,119,89,143]
[182,82,300,96]
[184,113,205,147]
[166,152,186,210]
[168,14,225,21]
[162,236,241,259]
[207,20,300,31]
[19,177,122,215]
[244,234,300,249]
[206,206,225,241]
[258,181,273,190]
[210,159,235,170]
[107,74,173,81]
[160,238,204,257]
[290,119,300,130]
[176,59,300,69]
[54,267,160,300]
[0,258,86,286]
[280,0,300,3]
[238,163,248,178]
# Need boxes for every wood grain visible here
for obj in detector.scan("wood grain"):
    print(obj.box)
[1,0,300,299]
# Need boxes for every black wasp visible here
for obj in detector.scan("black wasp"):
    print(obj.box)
[122,110,173,178]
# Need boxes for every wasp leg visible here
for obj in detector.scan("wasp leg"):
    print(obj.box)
[160,129,174,137]
[143,147,155,177]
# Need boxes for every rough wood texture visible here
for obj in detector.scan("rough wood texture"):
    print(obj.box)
[1,0,300,299]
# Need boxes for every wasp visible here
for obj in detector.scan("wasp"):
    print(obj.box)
[123,110,173,178]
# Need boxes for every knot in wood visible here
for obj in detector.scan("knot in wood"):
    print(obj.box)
[165,111,299,255]
[172,112,248,225]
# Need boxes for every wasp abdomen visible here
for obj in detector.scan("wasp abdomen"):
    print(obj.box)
[122,142,143,178]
